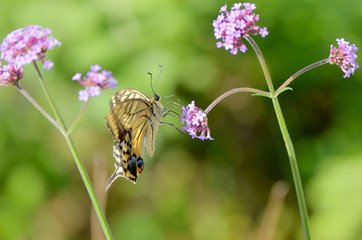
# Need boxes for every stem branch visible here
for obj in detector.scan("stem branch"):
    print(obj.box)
[205,87,271,113]
[68,100,89,135]
[14,82,64,133]
[276,59,330,95]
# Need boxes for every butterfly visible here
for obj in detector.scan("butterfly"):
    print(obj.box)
[105,88,165,190]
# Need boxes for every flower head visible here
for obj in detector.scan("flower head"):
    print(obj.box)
[329,38,359,78]
[213,3,268,55]
[181,101,213,140]
[72,65,117,102]
[0,25,61,70]
[0,63,24,86]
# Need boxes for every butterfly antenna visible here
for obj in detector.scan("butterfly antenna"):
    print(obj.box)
[147,72,156,95]
[154,65,163,94]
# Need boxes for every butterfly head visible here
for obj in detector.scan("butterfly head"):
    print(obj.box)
[154,93,161,101]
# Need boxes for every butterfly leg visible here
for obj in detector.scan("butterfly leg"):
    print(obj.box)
[163,95,182,106]
[161,121,188,136]
[163,109,181,118]
[163,101,182,113]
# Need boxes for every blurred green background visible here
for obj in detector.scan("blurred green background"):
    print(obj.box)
[0,0,361,239]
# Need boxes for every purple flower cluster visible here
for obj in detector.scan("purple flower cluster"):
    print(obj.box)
[0,63,24,86]
[181,101,213,140]
[72,65,117,102]
[213,3,268,55]
[329,38,359,78]
[0,25,61,70]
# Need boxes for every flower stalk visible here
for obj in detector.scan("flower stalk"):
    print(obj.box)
[15,64,114,239]
[244,36,275,94]
[275,59,330,96]
[205,87,271,114]
[186,4,359,240]
[1,25,114,239]
[67,100,89,135]
[31,63,114,239]
[245,35,312,240]
[64,136,113,240]
[14,82,63,133]
[270,98,311,240]
[32,61,68,131]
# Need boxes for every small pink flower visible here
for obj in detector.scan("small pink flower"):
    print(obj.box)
[329,38,359,78]
[213,2,268,55]
[0,25,61,70]
[181,101,213,140]
[0,63,24,86]
[90,64,101,72]
[72,73,82,81]
[72,65,117,102]
[78,90,90,102]
[42,60,54,70]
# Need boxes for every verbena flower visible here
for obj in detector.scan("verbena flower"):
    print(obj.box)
[213,2,268,55]
[0,63,24,86]
[329,38,359,78]
[0,25,61,70]
[72,65,117,102]
[181,101,213,140]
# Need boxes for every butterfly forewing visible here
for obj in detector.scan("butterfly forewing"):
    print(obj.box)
[105,89,164,189]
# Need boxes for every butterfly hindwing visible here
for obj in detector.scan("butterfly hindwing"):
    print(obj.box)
[105,129,145,190]
[105,88,164,189]
[143,121,159,157]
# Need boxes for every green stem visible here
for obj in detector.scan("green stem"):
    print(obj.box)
[245,36,312,240]
[14,82,63,133]
[275,59,330,96]
[33,61,67,131]
[244,36,275,95]
[271,98,311,239]
[205,87,271,114]
[32,62,114,240]
[67,100,89,135]
[64,136,114,240]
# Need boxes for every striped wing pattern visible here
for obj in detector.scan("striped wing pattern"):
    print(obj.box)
[105,89,163,189]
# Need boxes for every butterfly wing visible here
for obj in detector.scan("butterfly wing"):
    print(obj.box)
[143,100,164,157]
[105,89,164,188]
[105,129,145,190]
[106,89,150,141]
